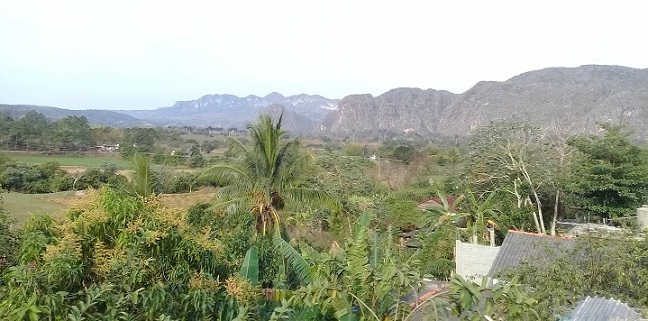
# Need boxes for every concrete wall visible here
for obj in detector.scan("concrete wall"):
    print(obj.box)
[637,205,648,231]
[455,240,500,281]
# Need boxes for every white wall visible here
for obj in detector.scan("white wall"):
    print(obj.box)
[455,240,500,281]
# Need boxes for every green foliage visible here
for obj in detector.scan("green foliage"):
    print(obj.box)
[272,213,425,321]
[499,234,648,319]
[130,153,158,197]
[566,123,648,218]
[53,116,95,150]
[466,120,554,233]
[440,275,540,320]
[201,114,336,235]
[341,144,365,157]
[162,172,199,194]
[0,162,73,193]
[0,187,239,320]
[121,127,158,156]
[310,153,382,199]
[0,201,19,274]
[0,113,98,152]
[414,223,456,279]
[240,246,260,286]
[202,139,223,154]
[391,145,418,164]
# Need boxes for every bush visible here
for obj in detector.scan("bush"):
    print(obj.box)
[164,172,198,193]
[187,154,205,168]
[0,163,73,193]
[0,203,19,274]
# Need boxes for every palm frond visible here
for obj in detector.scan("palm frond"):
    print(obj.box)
[283,187,341,212]
[199,164,251,185]
[131,153,156,197]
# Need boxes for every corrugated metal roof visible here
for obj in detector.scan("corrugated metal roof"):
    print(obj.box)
[565,296,642,321]
[488,231,576,277]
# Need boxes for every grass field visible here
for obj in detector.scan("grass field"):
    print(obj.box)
[7,153,132,168]
[1,191,78,224]
[2,188,217,225]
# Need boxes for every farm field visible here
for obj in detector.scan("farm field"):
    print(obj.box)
[1,191,78,223]
[5,152,132,168]
[2,188,217,225]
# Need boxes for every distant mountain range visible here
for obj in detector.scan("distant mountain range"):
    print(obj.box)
[2,65,648,138]
[119,93,339,133]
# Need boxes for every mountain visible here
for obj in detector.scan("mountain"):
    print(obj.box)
[3,65,648,139]
[323,88,456,136]
[120,93,339,131]
[326,65,648,139]
[0,105,149,127]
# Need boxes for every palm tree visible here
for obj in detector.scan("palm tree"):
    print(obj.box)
[201,113,336,235]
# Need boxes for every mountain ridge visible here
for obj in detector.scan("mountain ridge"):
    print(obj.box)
[2,65,648,138]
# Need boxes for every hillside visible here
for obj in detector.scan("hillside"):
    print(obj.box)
[323,88,457,137]
[120,93,339,131]
[437,65,648,137]
[0,105,149,127]
[325,65,648,139]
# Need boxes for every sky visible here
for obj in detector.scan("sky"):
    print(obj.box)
[1,1,647,110]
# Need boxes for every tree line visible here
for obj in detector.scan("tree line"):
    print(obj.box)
[2,113,648,319]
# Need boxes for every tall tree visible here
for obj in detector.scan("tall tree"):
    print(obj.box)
[14,111,49,151]
[566,123,648,219]
[467,120,552,234]
[53,116,94,150]
[544,120,581,235]
[201,113,336,235]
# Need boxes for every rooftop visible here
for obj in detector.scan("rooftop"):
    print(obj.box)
[564,296,643,321]
[488,230,576,277]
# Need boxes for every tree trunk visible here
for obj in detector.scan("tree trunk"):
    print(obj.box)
[551,190,560,236]
[531,188,546,234]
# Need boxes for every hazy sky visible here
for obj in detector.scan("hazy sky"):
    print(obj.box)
[1,1,647,110]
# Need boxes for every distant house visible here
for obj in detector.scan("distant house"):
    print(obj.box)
[94,144,120,152]
[562,296,643,321]
[417,196,456,210]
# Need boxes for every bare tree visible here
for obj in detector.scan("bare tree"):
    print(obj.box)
[469,121,550,234]
[544,119,583,235]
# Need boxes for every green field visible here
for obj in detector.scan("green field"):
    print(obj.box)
[6,153,132,168]
[1,191,77,224]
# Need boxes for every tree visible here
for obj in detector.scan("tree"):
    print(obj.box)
[0,115,16,150]
[566,123,648,219]
[467,120,552,234]
[14,111,49,151]
[130,153,158,197]
[53,116,94,150]
[0,188,237,320]
[498,233,648,319]
[543,120,581,235]
[200,114,336,235]
[121,127,157,156]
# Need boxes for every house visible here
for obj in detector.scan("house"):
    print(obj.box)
[562,296,643,321]
[402,279,449,320]
[94,144,120,152]
[487,231,576,278]
[455,240,500,281]
[417,196,456,210]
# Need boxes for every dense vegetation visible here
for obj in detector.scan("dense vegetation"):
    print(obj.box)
[2,113,648,319]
